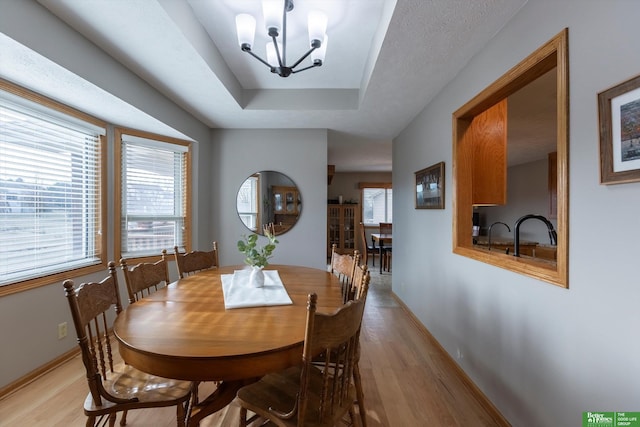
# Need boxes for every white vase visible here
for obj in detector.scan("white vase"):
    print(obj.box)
[249,266,265,288]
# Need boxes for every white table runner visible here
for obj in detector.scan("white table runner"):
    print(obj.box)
[221,269,293,309]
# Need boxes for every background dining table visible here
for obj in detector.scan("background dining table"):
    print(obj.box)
[371,233,392,273]
[113,264,344,426]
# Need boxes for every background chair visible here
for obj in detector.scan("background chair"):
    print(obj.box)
[120,250,170,304]
[237,293,367,427]
[378,222,392,272]
[379,222,392,235]
[359,222,378,268]
[173,241,219,278]
[329,243,359,303]
[263,222,275,236]
[63,262,191,427]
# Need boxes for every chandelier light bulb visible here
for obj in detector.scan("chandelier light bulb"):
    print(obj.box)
[262,0,284,36]
[308,11,328,45]
[236,14,256,49]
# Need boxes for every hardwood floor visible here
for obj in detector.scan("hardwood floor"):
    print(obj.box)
[0,267,509,427]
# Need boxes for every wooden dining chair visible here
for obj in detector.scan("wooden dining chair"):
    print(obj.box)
[122,252,201,406]
[358,222,378,268]
[329,243,360,303]
[237,293,367,427]
[63,261,191,427]
[120,250,170,304]
[309,263,371,426]
[173,241,219,278]
[349,263,371,427]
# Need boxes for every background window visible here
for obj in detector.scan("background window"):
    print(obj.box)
[361,185,393,225]
[0,88,105,288]
[117,131,190,259]
[237,175,259,232]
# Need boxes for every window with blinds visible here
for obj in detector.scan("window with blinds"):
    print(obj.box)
[0,88,105,287]
[360,185,393,225]
[117,131,190,259]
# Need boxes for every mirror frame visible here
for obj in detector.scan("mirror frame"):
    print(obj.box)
[452,29,569,288]
[236,170,302,236]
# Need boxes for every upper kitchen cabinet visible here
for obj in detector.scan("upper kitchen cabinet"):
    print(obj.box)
[470,99,508,206]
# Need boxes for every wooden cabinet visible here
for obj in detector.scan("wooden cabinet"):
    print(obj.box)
[327,204,360,257]
[470,99,507,205]
[272,186,300,215]
[272,186,301,231]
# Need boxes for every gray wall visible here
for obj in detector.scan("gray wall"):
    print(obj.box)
[210,128,328,270]
[328,171,392,204]
[393,1,640,426]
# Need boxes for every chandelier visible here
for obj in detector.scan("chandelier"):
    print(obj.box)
[235,0,328,78]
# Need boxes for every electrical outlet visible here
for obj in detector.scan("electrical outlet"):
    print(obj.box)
[456,348,464,360]
[58,322,67,340]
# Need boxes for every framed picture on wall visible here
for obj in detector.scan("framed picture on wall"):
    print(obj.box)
[415,161,444,209]
[598,73,640,184]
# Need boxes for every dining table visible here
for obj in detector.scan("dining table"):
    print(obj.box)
[113,264,344,426]
[371,233,392,273]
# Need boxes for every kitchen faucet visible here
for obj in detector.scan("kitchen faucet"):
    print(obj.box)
[513,214,557,257]
[488,222,511,251]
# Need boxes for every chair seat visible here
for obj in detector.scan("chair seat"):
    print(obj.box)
[84,363,191,413]
[237,365,356,427]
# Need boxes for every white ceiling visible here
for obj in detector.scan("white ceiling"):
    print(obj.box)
[7,0,530,172]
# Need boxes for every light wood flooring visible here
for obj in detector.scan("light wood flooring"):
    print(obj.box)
[0,267,509,427]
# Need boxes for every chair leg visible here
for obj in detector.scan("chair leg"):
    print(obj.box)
[349,406,361,427]
[176,401,186,427]
[353,364,367,427]
[239,407,248,427]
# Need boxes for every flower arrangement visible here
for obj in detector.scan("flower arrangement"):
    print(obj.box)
[237,230,279,268]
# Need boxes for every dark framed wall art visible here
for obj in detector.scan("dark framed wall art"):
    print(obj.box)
[415,161,444,209]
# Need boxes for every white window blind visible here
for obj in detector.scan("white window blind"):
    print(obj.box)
[0,92,103,286]
[120,135,187,257]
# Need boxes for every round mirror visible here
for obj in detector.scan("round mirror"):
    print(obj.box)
[236,171,302,236]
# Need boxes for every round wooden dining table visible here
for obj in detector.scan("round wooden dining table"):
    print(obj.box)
[113,264,344,426]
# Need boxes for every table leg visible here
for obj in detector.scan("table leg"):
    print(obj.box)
[187,379,256,426]
[379,240,384,274]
